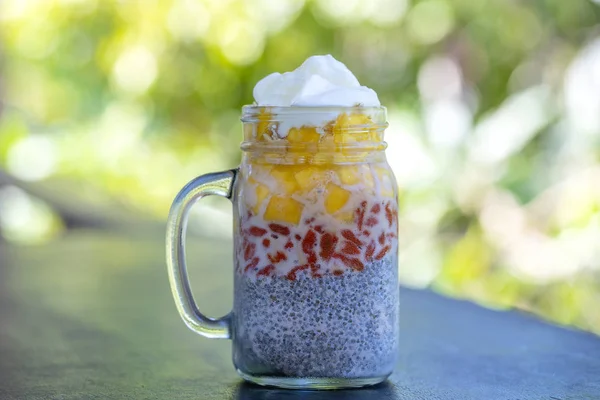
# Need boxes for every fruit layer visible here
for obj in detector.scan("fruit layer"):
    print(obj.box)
[237,162,397,279]
[237,110,397,279]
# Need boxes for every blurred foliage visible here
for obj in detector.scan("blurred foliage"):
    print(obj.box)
[1,0,600,334]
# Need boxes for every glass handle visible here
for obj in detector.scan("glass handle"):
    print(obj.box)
[166,169,237,339]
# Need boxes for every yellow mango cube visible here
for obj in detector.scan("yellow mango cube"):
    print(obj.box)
[257,109,273,140]
[333,113,372,140]
[336,166,361,185]
[287,127,320,159]
[315,135,335,162]
[271,166,300,194]
[370,130,382,143]
[318,134,335,147]
[332,114,371,160]
[312,153,334,165]
[295,167,329,191]
[333,132,370,145]
[287,127,321,143]
[325,183,351,214]
[334,112,371,130]
[264,195,303,225]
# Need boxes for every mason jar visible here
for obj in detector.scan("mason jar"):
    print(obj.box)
[166,105,399,390]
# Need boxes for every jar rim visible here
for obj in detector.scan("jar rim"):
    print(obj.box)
[241,105,387,122]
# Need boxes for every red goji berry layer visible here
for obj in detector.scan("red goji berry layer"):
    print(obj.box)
[237,199,398,279]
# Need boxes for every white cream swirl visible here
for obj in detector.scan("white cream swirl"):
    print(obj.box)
[253,54,380,108]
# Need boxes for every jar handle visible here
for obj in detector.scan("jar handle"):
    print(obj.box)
[166,169,237,339]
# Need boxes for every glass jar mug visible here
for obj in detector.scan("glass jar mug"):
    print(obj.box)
[166,106,399,390]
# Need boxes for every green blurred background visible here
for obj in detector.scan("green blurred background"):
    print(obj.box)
[1,0,599,333]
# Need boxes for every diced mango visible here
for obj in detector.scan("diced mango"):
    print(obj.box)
[282,154,303,165]
[333,112,372,130]
[312,153,333,165]
[333,113,372,139]
[295,167,329,191]
[333,132,370,159]
[317,134,335,151]
[264,195,303,225]
[287,127,320,160]
[333,133,357,157]
[331,154,346,163]
[287,127,321,143]
[318,133,335,147]
[271,166,300,194]
[333,132,370,145]
[257,109,273,140]
[307,134,332,164]
[331,113,372,160]
[336,166,361,185]
[325,183,351,214]
[370,130,382,143]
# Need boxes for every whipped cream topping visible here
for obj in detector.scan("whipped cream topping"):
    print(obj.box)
[253,55,380,108]
[252,55,380,137]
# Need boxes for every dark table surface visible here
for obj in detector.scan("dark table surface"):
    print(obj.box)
[1,232,599,400]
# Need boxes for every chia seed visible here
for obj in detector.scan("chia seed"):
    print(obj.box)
[232,257,399,378]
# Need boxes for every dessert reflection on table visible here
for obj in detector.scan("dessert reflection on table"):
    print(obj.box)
[235,381,398,400]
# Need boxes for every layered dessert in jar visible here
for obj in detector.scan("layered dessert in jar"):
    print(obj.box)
[232,55,399,381]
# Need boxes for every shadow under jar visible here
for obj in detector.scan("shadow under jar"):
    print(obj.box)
[166,106,399,390]
[232,106,399,388]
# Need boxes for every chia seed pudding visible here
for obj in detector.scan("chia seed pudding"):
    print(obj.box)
[233,256,399,378]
